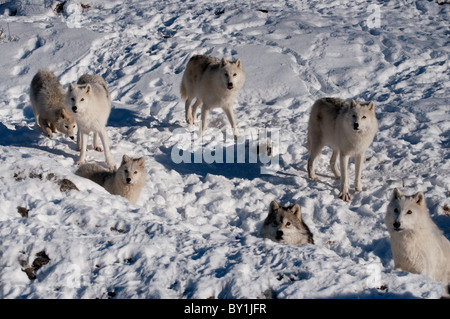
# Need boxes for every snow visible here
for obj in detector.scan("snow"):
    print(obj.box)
[0,0,449,299]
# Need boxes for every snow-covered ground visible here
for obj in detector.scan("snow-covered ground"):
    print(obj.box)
[0,0,449,299]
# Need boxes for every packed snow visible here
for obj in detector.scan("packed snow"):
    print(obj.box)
[0,0,449,299]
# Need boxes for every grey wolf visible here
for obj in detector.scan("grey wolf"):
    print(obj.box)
[180,54,245,138]
[307,97,378,201]
[385,188,450,295]
[30,69,76,139]
[75,154,146,204]
[65,74,115,170]
[261,200,314,245]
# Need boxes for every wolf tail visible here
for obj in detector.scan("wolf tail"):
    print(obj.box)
[180,81,187,100]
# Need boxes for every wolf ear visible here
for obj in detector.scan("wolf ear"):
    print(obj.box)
[368,101,375,111]
[69,83,76,92]
[269,200,279,213]
[393,188,403,200]
[290,204,302,220]
[221,58,228,67]
[85,84,91,94]
[136,157,145,168]
[414,192,425,206]
[235,59,242,69]
[122,154,131,164]
[350,99,357,108]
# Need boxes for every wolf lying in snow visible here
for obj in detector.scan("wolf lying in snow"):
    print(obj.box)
[307,97,378,201]
[30,69,76,139]
[76,155,146,204]
[65,74,115,171]
[261,200,314,245]
[385,188,450,296]
[181,54,245,138]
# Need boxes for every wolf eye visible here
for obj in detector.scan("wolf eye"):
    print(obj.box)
[394,208,399,213]
[406,210,412,215]
[65,125,69,128]
[134,171,138,174]
[233,73,237,77]
[124,169,128,173]
[286,222,291,226]
[73,125,76,128]
[80,98,84,102]
[71,98,75,101]
[362,116,366,119]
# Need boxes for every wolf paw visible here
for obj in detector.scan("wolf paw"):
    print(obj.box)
[94,146,103,152]
[75,159,86,166]
[338,192,351,202]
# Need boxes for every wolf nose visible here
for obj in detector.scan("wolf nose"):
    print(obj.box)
[276,230,283,239]
[72,106,77,113]
[393,221,401,229]
[126,178,131,184]
[70,136,75,140]
[353,123,359,130]
[227,82,233,89]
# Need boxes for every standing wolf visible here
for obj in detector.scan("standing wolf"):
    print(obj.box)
[261,200,314,245]
[180,54,245,138]
[76,155,146,204]
[30,69,76,139]
[385,188,450,295]
[65,74,115,171]
[307,97,378,201]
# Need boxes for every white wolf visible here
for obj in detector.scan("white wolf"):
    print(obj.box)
[385,188,450,295]
[30,69,76,139]
[180,54,245,138]
[65,74,115,171]
[261,200,314,245]
[75,155,146,204]
[307,97,378,201]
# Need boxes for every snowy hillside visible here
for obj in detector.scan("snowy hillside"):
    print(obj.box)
[0,0,449,299]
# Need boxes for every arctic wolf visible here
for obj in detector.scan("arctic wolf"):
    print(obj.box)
[180,54,245,138]
[307,97,378,201]
[385,188,450,295]
[65,74,115,170]
[261,200,314,245]
[30,69,76,139]
[75,155,146,204]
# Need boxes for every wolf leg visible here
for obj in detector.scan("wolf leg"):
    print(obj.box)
[190,99,202,126]
[330,150,341,179]
[200,106,210,137]
[98,127,115,171]
[354,153,365,191]
[338,154,350,201]
[223,106,239,138]
[185,98,193,124]
[307,140,323,181]
[76,131,88,165]
[93,132,103,152]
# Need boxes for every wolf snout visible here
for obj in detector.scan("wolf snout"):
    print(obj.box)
[227,82,233,89]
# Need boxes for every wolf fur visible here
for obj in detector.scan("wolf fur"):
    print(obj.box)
[385,188,450,295]
[180,54,245,138]
[75,155,146,204]
[307,97,378,201]
[30,69,76,139]
[65,74,115,170]
[261,200,314,245]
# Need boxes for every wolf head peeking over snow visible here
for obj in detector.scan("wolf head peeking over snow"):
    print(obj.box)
[261,201,314,245]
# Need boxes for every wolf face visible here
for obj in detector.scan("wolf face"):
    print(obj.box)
[116,155,146,186]
[261,201,314,245]
[220,58,245,91]
[65,83,91,115]
[54,108,76,140]
[341,100,376,134]
[385,188,428,233]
